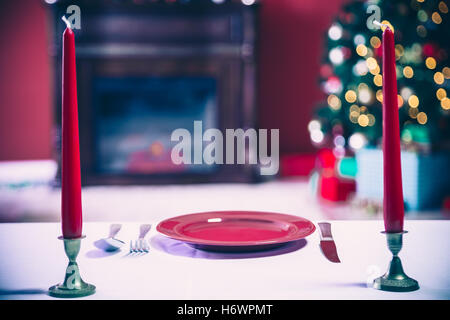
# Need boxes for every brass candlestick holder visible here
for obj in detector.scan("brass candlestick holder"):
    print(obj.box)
[373,231,419,292]
[49,236,96,298]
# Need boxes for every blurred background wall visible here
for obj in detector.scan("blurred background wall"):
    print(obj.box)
[0,0,347,161]
[0,0,53,160]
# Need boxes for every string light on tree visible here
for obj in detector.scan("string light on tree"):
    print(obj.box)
[434,72,444,84]
[345,90,357,103]
[327,94,342,110]
[311,130,325,144]
[334,135,346,147]
[441,98,450,110]
[432,12,442,24]
[373,74,383,86]
[439,1,448,14]
[356,44,368,56]
[358,87,372,104]
[367,114,376,126]
[395,44,405,60]
[359,105,367,114]
[308,119,325,144]
[408,95,420,108]
[443,67,450,79]
[401,87,413,100]
[418,10,428,22]
[369,64,380,75]
[323,76,343,94]
[376,89,383,102]
[353,60,369,76]
[308,119,321,132]
[436,88,447,101]
[398,95,404,108]
[417,112,428,125]
[358,114,369,127]
[354,34,366,46]
[366,57,378,71]
[349,133,367,150]
[370,36,381,48]
[329,47,345,65]
[403,66,414,78]
[425,57,437,69]
[417,25,427,37]
[409,107,419,119]
[328,23,343,40]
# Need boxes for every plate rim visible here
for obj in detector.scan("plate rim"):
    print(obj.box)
[156,210,316,247]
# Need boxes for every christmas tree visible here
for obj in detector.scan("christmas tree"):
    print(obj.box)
[309,0,449,155]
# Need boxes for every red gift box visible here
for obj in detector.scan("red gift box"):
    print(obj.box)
[319,169,356,202]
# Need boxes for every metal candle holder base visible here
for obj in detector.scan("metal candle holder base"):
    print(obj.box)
[49,236,96,298]
[373,231,419,292]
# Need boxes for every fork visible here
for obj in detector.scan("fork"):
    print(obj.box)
[129,224,152,254]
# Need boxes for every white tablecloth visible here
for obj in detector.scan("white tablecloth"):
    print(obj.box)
[0,221,449,299]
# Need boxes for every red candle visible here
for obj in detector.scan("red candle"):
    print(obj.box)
[381,26,404,233]
[61,18,82,238]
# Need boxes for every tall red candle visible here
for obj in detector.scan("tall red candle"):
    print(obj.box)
[61,18,82,238]
[381,26,404,233]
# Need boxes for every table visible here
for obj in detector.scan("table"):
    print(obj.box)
[0,221,449,299]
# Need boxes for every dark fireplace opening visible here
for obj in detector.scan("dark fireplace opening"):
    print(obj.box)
[94,76,218,175]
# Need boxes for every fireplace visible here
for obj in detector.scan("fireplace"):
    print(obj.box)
[94,76,217,175]
[49,0,259,184]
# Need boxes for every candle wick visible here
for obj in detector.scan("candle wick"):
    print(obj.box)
[62,16,72,29]
[373,20,390,30]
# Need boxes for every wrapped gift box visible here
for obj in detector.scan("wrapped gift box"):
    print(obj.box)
[319,170,356,202]
[355,148,450,210]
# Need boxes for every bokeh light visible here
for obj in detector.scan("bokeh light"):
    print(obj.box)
[443,67,450,79]
[403,66,414,78]
[439,1,449,14]
[432,12,442,24]
[441,98,450,110]
[434,72,444,84]
[366,57,378,70]
[416,25,427,37]
[356,44,368,57]
[417,112,427,125]
[329,47,345,65]
[358,114,369,127]
[436,88,446,101]
[327,94,342,110]
[349,133,367,150]
[409,107,419,118]
[425,57,436,69]
[398,95,404,108]
[408,95,419,108]
[328,24,343,41]
[376,89,383,102]
[345,90,357,103]
[373,74,382,87]
[370,36,381,48]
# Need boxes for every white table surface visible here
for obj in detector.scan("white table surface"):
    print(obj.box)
[0,220,449,300]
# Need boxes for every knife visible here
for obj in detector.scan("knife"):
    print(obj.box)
[318,222,341,263]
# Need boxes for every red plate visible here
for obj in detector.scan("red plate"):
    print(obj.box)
[156,211,316,252]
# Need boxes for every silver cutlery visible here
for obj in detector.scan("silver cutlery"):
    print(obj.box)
[94,224,125,252]
[129,224,152,254]
[318,222,341,263]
